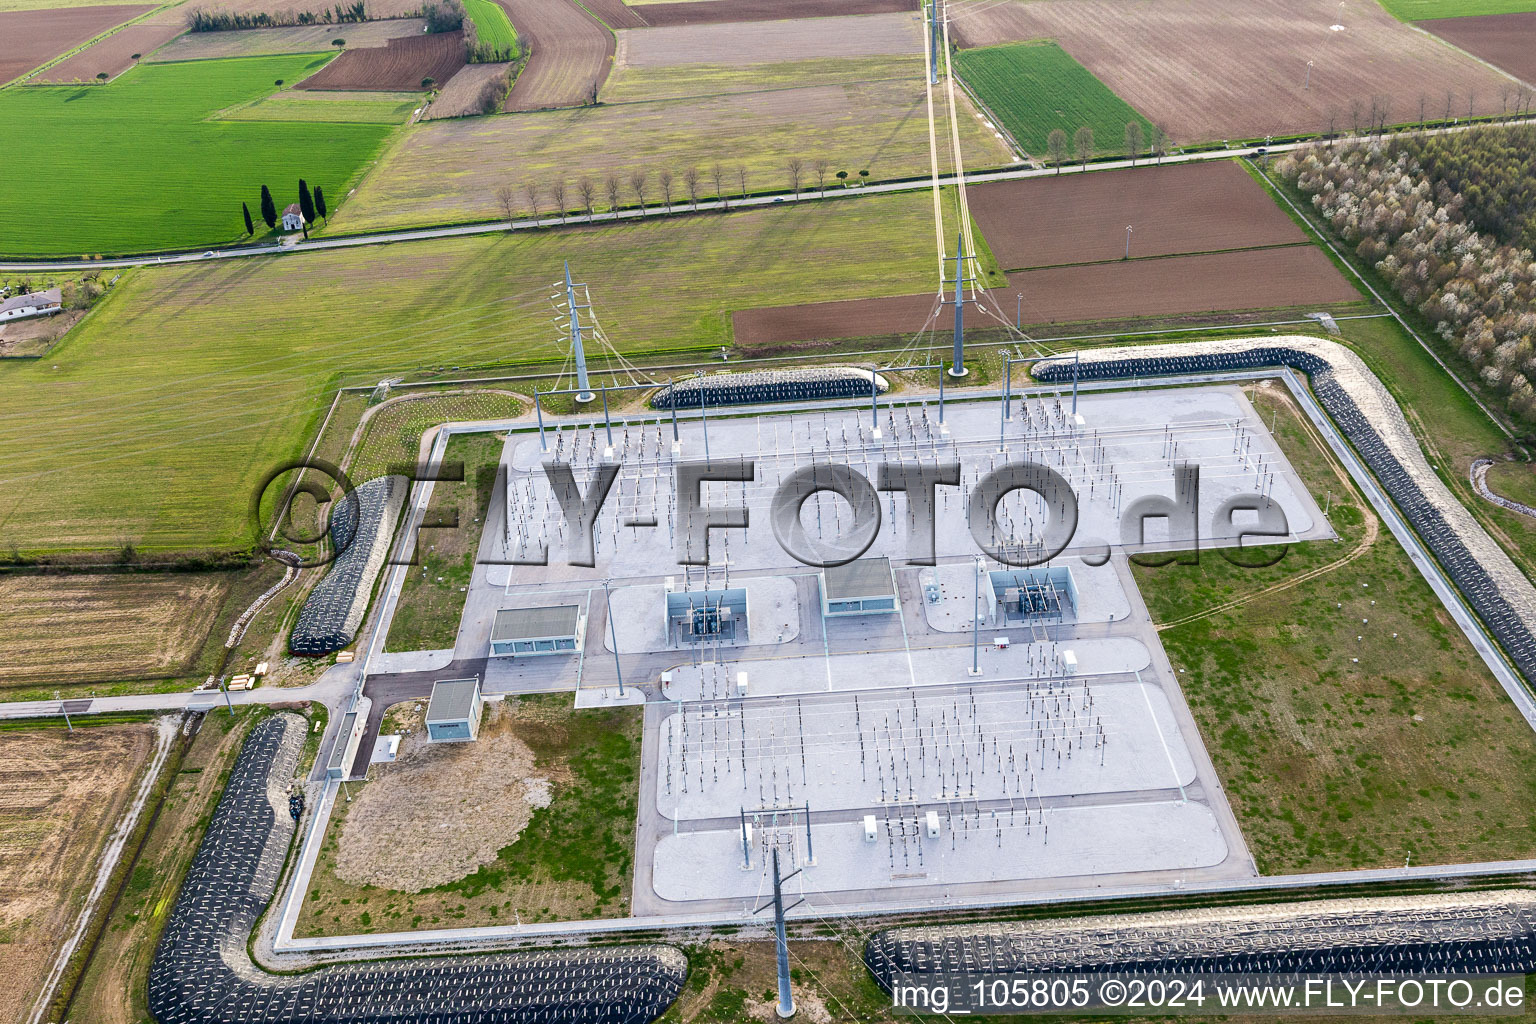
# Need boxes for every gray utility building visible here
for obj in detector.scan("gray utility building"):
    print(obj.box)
[821,556,899,617]
[489,605,585,657]
[425,677,482,742]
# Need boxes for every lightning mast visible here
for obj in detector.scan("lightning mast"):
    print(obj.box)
[563,260,596,403]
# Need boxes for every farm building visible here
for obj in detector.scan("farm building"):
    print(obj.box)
[424,677,482,742]
[821,556,899,618]
[489,605,585,657]
[281,203,305,232]
[0,288,62,321]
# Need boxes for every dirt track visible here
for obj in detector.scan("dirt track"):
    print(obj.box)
[633,0,916,28]
[969,161,1305,270]
[296,30,465,90]
[733,245,1361,345]
[33,21,181,82]
[0,3,152,84]
[499,0,612,110]
[949,0,1518,142]
[616,11,921,66]
[1420,12,1536,85]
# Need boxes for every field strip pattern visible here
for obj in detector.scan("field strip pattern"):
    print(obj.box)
[147,713,688,1023]
[615,11,922,67]
[499,0,613,111]
[0,3,154,84]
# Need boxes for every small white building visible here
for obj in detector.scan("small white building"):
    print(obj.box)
[489,605,585,657]
[821,556,899,618]
[281,203,306,232]
[425,677,482,743]
[0,288,62,322]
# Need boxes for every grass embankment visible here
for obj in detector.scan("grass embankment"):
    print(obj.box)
[954,41,1156,159]
[384,430,504,653]
[0,54,395,256]
[298,695,640,934]
[329,75,1009,232]
[0,191,937,555]
[1134,384,1536,873]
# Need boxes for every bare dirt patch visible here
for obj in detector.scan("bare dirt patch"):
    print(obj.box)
[0,309,83,357]
[1419,12,1536,84]
[949,0,1519,142]
[635,0,915,29]
[147,17,426,61]
[295,29,465,89]
[615,11,921,67]
[0,3,152,83]
[424,58,511,116]
[0,573,230,688]
[499,0,612,111]
[0,721,155,1023]
[334,701,559,891]
[970,161,1306,270]
[733,246,1362,345]
[33,20,181,81]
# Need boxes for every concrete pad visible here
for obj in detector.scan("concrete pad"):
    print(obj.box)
[606,575,801,653]
[370,648,455,674]
[652,799,1228,901]
[918,559,1131,632]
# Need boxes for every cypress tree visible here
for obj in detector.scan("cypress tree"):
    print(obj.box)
[242,202,254,236]
[259,185,277,229]
[298,179,315,239]
[314,185,328,222]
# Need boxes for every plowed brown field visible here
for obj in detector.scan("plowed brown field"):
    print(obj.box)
[970,162,1306,271]
[295,30,465,90]
[499,0,612,111]
[426,59,512,117]
[0,3,152,83]
[616,11,921,66]
[633,0,916,28]
[33,20,180,81]
[733,246,1361,345]
[1420,12,1536,85]
[949,0,1518,142]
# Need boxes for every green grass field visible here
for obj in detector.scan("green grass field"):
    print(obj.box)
[330,76,1011,233]
[462,0,517,52]
[215,88,422,123]
[954,41,1156,159]
[0,192,938,554]
[600,55,924,105]
[0,54,396,255]
[1378,0,1536,18]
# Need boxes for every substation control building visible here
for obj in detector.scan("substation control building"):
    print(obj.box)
[489,605,586,658]
[821,556,900,618]
[425,677,483,743]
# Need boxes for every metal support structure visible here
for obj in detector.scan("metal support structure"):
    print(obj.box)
[603,577,624,696]
[564,261,596,403]
[601,385,613,446]
[870,367,880,431]
[534,386,547,451]
[1125,225,1133,260]
[999,351,1012,447]
[669,379,680,442]
[927,0,941,85]
[1072,352,1080,416]
[803,802,814,864]
[948,231,969,379]
[752,847,802,1019]
[221,680,234,716]
[60,701,72,732]
[938,362,946,423]
[740,807,752,868]
[970,556,983,675]
[698,374,711,460]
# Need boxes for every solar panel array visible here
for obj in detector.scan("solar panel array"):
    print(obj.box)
[1034,348,1536,686]
[864,894,1536,983]
[652,367,887,410]
[290,476,403,656]
[148,714,688,1024]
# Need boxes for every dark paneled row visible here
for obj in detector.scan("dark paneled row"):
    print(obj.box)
[149,714,687,1024]
[1034,348,1536,686]
[290,476,400,656]
[652,367,887,410]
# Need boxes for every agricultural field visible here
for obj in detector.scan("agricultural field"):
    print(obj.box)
[948,0,1519,143]
[180,0,425,19]
[0,718,159,1022]
[969,161,1306,269]
[601,55,923,104]
[462,0,516,55]
[500,0,612,110]
[296,30,465,90]
[423,60,512,116]
[954,41,1155,159]
[735,244,1362,345]
[0,192,938,554]
[0,2,151,83]
[298,696,641,933]
[146,18,427,61]
[0,53,396,255]
[216,87,422,122]
[331,76,1010,231]
[1379,0,1536,17]
[0,573,231,690]
[1138,379,1536,872]
[32,19,183,83]
[615,11,921,66]
[1418,12,1536,83]
[625,0,915,28]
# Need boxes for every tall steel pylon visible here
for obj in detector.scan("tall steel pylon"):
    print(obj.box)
[562,260,596,403]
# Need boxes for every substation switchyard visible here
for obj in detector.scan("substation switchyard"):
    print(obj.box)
[450,381,1332,917]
